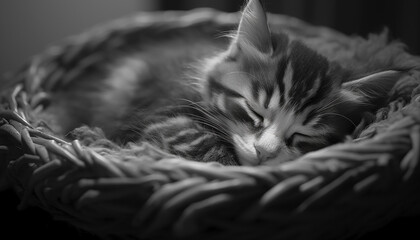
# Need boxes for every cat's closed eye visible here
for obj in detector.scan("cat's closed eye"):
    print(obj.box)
[287,132,327,152]
[286,132,311,146]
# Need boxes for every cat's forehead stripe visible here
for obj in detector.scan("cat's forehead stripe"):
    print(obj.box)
[262,86,274,109]
[275,57,287,105]
[299,76,321,108]
[208,76,242,98]
[283,62,294,103]
[225,98,254,124]
[282,41,331,112]
[268,87,280,109]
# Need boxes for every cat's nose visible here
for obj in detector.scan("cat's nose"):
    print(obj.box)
[255,145,277,162]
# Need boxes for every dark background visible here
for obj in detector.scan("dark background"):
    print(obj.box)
[160,0,420,55]
[1,0,419,74]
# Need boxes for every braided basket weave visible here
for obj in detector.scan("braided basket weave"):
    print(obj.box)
[2,8,420,240]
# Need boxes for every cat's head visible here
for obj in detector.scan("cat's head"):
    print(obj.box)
[201,0,401,166]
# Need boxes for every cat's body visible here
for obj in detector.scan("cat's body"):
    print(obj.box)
[48,0,413,166]
[113,0,403,166]
[48,17,240,165]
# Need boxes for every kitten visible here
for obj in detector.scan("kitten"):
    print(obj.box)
[188,0,401,166]
[85,0,402,166]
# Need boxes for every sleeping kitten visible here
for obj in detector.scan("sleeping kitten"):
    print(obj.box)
[195,0,402,165]
[116,0,401,166]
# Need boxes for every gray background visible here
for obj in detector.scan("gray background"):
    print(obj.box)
[1,0,419,75]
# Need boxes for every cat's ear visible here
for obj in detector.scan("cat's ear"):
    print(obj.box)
[341,70,402,106]
[235,0,272,53]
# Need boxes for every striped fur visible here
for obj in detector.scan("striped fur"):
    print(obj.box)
[115,0,402,166]
[200,0,402,165]
[116,106,238,165]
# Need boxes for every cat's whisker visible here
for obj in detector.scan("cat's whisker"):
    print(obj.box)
[172,115,232,143]
[185,116,231,140]
[313,97,355,116]
[317,112,357,128]
[177,99,227,123]
[172,100,231,136]
[183,113,228,133]
[314,95,346,112]
[224,71,260,83]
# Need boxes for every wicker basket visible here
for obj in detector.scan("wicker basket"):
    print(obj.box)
[1,8,420,240]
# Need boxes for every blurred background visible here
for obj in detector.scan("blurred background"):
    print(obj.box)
[1,0,419,74]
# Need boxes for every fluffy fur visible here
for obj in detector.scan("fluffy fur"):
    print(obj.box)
[43,0,417,166]
[198,0,404,165]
